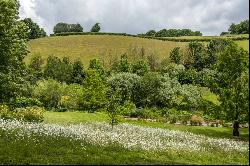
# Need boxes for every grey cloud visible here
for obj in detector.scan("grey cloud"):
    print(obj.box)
[19,0,249,36]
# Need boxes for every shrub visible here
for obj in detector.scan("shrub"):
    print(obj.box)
[190,115,204,126]
[81,69,107,112]
[0,105,13,119]
[33,79,66,108]
[160,63,185,79]
[132,60,150,76]
[8,97,43,110]
[107,72,141,103]
[117,101,136,116]
[169,47,182,64]
[13,106,45,122]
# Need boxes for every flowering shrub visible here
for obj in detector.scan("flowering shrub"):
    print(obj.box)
[0,105,13,119]
[0,119,248,153]
[13,106,45,122]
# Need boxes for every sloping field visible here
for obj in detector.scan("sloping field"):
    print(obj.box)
[26,35,187,67]
[26,34,249,67]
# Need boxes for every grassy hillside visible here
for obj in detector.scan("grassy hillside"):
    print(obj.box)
[26,35,249,67]
[26,35,187,67]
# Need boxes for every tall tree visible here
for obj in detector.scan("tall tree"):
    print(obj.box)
[91,23,101,32]
[213,42,249,136]
[0,0,30,102]
[21,18,46,39]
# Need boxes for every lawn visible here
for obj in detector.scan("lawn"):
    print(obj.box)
[43,111,249,141]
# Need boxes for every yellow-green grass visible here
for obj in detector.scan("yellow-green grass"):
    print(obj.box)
[26,35,188,67]
[236,40,249,51]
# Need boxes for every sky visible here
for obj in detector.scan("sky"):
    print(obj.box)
[18,0,249,36]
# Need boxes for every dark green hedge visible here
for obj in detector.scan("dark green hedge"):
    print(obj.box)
[50,32,249,42]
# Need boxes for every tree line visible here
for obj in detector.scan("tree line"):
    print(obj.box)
[140,29,202,37]
[220,19,249,36]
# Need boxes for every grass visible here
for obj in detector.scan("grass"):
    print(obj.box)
[1,128,248,165]
[235,40,249,51]
[26,35,187,67]
[26,35,248,67]
[44,111,249,141]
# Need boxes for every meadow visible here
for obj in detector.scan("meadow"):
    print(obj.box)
[0,114,249,165]
[26,35,187,67]
[26,34,249,68]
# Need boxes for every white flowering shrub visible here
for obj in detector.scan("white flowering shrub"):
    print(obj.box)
[178,84,202,110]
[161,63,185,79]
[107,72,141,103]
[0,119,248,154]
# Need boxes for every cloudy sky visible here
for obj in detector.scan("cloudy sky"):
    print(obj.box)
[18,0,249,36]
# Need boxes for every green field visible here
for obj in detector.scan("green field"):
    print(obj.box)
[1,111,248,165]
[26,35,249,67]
[26,35,187,67]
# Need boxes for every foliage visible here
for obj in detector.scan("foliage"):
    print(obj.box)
[154,28,202,37]
[58,84,83,111]
[44,55,73,83]
[0,104,12,119]
[0,0,29,102]
[0,105,45,122]
[21,18,46,39]
[131,59,150,76]
[81,69,107,112]
[190,115,204,126]
[169,47,182,64]
[8,97,43,110]
[32,79,67,108]
[27,54,44,84]
[53,22,83,33]
[90,23,101,32]
[117,101,136,116]
[178,68,198,85]
[134,72,181,108]
[178,84,202,110]
[107,72,140,103]
[33,79,83,110]
[13,106,45,122]
[145,30,156,36]
[213,43,249,124]
[228,19,249,34]
[111,54,131,73]
[71,59,85,84]
[88,59,105,77]
[160,63,185,79]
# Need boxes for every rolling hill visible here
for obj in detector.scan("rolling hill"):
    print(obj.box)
[26,34,249,67]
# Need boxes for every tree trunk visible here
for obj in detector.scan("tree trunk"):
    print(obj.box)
[233,121,239,136]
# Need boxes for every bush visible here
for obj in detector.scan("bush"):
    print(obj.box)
[13,106,45,122]
[107,72,141,103]
[132,60,150,76]
[160,63,185,79]
[190,115,204,126]
[81,69,107,112]
[117,101,136,116]
[33,79,66,108]
[0,105,13,119]
[130,107,160,119]
[8,97,43,110]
